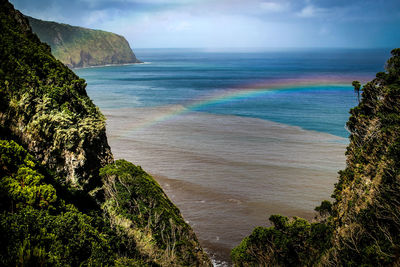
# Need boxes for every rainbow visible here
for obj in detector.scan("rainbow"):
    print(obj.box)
[110,76,355,138]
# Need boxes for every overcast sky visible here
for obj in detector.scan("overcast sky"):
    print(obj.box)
[10,0,400,49]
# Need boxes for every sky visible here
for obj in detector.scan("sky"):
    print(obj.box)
[10,0,400,49]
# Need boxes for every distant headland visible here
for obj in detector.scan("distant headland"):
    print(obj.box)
[26,16,142,68]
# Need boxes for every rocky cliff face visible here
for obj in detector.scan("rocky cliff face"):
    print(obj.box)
[26,16,142,68]
[232,49,400,266]
[326,49,400,265]
[0,0,113,191]
[0,1,210,265]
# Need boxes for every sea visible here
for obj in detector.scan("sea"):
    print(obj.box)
[75,48,391,265]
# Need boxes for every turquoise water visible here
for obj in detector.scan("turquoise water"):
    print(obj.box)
[75,48,390,138]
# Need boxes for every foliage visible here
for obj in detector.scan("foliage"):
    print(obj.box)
[328,48,400,266]
[352,80,361,102]
[0,2,209,265]
[0,139,58,211]
[315,200,332,217]
[0,206,116,266]
[231,215,332,266]
[0,0,113,190]
[0,139,152,266]
[100,159,210,266]
[232,48,400,266]
[386,48,400,79]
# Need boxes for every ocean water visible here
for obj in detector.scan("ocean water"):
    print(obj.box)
[103,108,347,265]
[76,48,390,138]
[75,48,391,265]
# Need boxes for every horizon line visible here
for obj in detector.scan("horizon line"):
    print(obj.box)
[132,46,394,51]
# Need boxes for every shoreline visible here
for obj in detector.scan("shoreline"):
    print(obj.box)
[71,60,144,70]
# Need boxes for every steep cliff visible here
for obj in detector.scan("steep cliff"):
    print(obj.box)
[26,16,141,68]
[232,49,400,266]
[0,0,112,191]
[0,1,210,265]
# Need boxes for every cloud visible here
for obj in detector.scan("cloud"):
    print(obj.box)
[297,5,326,18]
[297,5,321,18]
[166,20,191,32]
[259,1,288,13]
[10,0,400,48]
[82,10,110,26]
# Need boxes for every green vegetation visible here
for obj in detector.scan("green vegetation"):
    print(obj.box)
[0,1,210,265]
[232,48,400,266]
[27,16,141,68]
[0,139,145,266]
[0,0,113,191]
[0,137,208,266]
[231,215,332,266]
[352,80,361,102]
[100,160,210,266]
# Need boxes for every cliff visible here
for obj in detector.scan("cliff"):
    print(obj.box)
[26,16,141,68]
[0,0,210,265]
[0,0,112,191]
[231,49,400,266]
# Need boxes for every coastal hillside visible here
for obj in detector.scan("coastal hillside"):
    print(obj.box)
[26,16,141,68]
[0,0,210,265]
[231,49,400,266]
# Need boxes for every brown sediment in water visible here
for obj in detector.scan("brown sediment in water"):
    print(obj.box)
[104,107,347,265]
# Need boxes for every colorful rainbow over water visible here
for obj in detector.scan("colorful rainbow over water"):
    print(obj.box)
[110,76,355,138]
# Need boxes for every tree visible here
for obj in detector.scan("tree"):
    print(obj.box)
[315,200,332,217]
[386,48,400,79]
[352,80,361,103]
